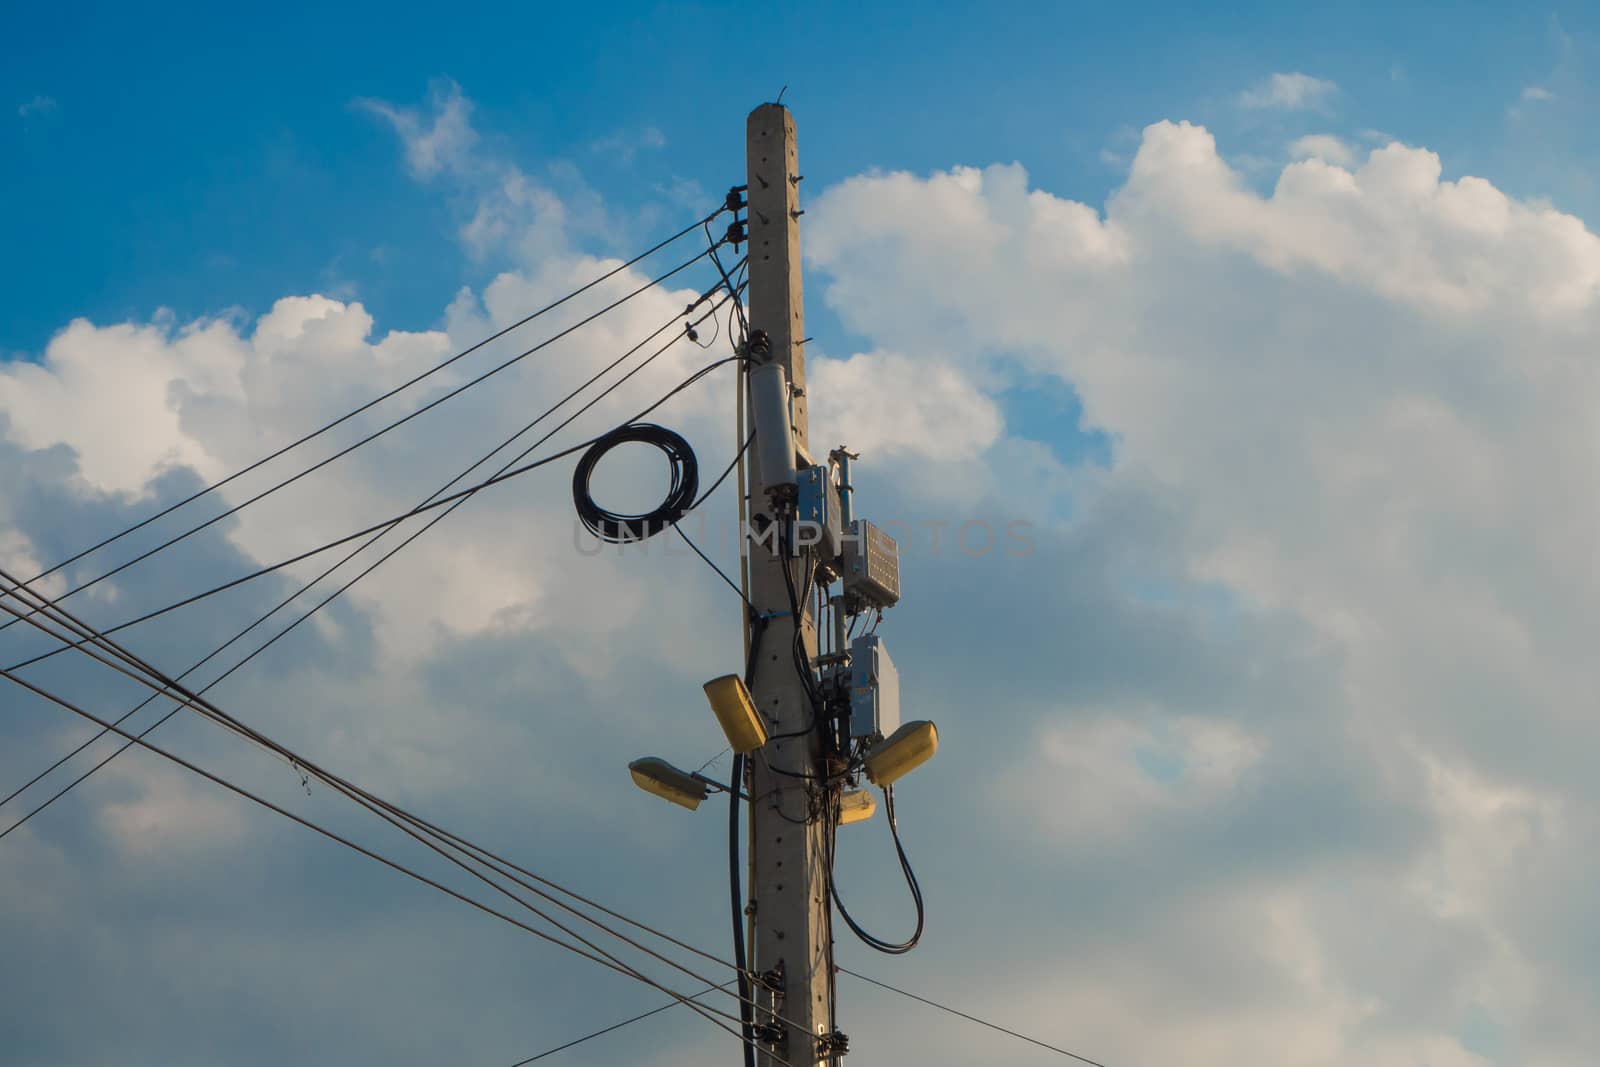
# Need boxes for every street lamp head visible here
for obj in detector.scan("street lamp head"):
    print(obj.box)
[864,720,939,787]
[628,757,710,811]
[838,789,877,825]
[703,674,768,754]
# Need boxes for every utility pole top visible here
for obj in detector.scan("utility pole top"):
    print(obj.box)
[745,103,807,443]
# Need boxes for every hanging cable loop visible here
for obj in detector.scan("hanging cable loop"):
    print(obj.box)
[572,423,700,543]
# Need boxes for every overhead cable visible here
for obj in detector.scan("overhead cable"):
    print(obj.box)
[0,572,807,1047]
[0,320,802,1031]
[506,981,737,1066]
[729,617,768,1067]
[5,354,747,672]
[2,277,744,826]
[837,968,1114,1067]
[0,650,774,1053]
[828,786,925,955]
[0,242,723,640]
[6,209,725,598]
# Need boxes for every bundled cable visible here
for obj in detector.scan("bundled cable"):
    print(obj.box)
[729,617,768,1067]
[1,285,742,824]
[0,564,818,1059]
[827,786,925,955]
[572,424,699,543]
[5,355,746,669]
[0,208,727,613]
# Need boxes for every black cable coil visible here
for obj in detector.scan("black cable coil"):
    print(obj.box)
[571,423,700,543]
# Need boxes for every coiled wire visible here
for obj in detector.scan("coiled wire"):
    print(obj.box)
[571,423,700,543]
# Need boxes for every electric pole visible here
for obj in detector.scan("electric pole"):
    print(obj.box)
[627,100,931,1061]
[742,102,835,1066]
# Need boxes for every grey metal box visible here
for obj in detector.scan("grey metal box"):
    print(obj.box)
[795,464,841,561]
[849,635,901,740]
[842,519,900,608]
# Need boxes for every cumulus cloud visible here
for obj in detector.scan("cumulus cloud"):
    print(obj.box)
[14,86,781,1066]
[0,317,243,492]
[1126,122,1600,313]
[1240,71,1339,111]
[1288,132,1356,166]
[0,230,766,1064]
[4,93,1598,1067]
[807,120,1600,1066]
[808,350,1003,462]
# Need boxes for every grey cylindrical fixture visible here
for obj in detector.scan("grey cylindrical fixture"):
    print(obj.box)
[749,362,797,491]
[836,452,854,527]
[830,594,847,657]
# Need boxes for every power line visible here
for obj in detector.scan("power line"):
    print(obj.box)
[0,312,808,1039]
[0,573,806,1054]
[5,209,725,597]
[0,648,765,1048]
[0,581,696,987]
[706,217,750,344]
[0,194,816,1061]
[665,428,756,611]
[507,981,736,1065]
[0,303,749,937]
[0,296,761,969]
[728,619,769,1067]
[1,277,744,831]
[0,241,724,640]
[837,967,1114,1067]
[664,268,754,612]
[674,523,754,611]
[0,657,802,1067]
[5,354,746,674]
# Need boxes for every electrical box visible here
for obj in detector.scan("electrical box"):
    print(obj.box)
[795,464,841,563]
[849,634,901,740]
[842,520,900,609]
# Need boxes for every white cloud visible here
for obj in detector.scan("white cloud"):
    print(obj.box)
[1240,72,1339,111]
[1521,85,1554,101]
[5,88,1600,1067]
[0,528,65,600]
[591,126,667,165]
[1000,712,1263,843]
[0,298,465,497]
[0,317,243,492]
[17,94,56,118]
[1288,132,1356,167]
[806,120,1600,1065]
[360,83,622,267]
[355,79,477,180]
[1118,122,1600,313]
[808,350,1002,462]
[99,763,249,858]
[458,170,571,260]
[0,256,736,667]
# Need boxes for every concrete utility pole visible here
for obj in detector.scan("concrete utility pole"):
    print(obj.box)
[742,102,835,1066]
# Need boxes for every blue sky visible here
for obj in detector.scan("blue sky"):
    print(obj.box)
[3,4,1598,1066]
[5,2,1594,356]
